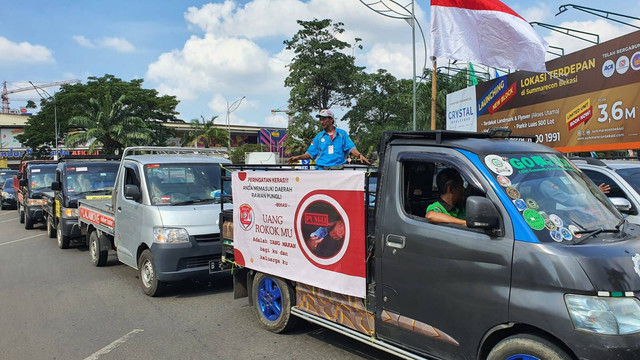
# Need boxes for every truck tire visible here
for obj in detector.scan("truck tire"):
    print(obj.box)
[18,205,24,224]
[487,334,572,360]
[57,225,70,249]
[252,272,298,333]
[24,211,34,229]
[46,216,56,238]
[138,250,166,297]
[89,231,108,267]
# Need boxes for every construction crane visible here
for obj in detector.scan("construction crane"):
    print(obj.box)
[1,79,81,114]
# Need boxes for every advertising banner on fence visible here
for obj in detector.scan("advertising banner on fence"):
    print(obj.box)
[446,30,640,152]
[232,170,366,298]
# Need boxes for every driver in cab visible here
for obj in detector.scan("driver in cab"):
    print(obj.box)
[425,168,467,226]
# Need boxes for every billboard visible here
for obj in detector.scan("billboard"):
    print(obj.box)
[1,128,24,148]
[446,30,640,152]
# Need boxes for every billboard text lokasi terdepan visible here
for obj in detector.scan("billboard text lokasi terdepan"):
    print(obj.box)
[446,30,640,152]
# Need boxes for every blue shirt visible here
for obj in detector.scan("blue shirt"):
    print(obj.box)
[306,128,356,168]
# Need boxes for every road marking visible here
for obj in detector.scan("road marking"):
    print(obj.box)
[0,217,18,223]
[0,233,46,246]
[84,329,144,360]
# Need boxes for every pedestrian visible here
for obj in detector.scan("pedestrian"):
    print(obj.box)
[288,109,370,169]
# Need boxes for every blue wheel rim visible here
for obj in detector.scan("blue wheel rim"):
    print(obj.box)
[505,355,540,360]
[257,277,283,321]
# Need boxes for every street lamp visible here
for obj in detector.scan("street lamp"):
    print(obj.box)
[226,96,245,150]
[29,81,59,160]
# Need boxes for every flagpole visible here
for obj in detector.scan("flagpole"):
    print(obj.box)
[411,0,417,131]
[431,56,437,130]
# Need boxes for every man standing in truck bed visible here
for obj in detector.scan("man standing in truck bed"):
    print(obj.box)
[289,109,370,169]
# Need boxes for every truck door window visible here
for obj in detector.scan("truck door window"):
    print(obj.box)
[402,161,485,224]
[124,166,142,203]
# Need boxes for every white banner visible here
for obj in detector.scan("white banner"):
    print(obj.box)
[232,170,366,298]
[446,86,477,131]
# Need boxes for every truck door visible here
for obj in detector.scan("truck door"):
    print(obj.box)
[114,162,142,268]
[376,149,514,359]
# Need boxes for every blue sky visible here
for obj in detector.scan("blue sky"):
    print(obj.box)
[2,0,639,129]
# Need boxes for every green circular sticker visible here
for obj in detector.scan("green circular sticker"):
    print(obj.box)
[523,209,545,230]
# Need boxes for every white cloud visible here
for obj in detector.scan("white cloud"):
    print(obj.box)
[73,35,95,48]
[265,114,288,127]
[101,37,135,53]
[520,3,551,23]
[0,37,54,64]
[149,0,429,124]
[73,35,135,53]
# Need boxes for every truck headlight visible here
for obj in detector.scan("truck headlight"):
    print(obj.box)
[565,294,640,335]
[153,227,189,244]
[27,198,45,206]
[61,207,79,218]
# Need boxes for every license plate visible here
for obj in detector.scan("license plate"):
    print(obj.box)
[209,260,222,274]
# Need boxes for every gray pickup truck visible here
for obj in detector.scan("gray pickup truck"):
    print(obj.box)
[78,147,232,296]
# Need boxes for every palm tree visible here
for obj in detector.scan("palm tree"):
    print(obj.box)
[66,94,153,154]
[181,115,229,149]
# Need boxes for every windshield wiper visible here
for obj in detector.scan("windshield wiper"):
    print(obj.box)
[572,226,621,244]
[170,199,215,206]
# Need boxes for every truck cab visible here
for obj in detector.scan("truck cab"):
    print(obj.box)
[16,160,57,229]
[223,130,640,360]
[79,147,232,296]
[46,159,119,248]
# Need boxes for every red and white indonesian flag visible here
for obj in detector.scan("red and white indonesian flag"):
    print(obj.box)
[431,0,548,73]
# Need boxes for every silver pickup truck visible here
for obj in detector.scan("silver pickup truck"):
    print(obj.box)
[78,147,232,296]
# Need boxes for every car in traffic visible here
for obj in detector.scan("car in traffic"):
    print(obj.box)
[0,170,18,190]
[1,178,17,210]
[571,157,640,224]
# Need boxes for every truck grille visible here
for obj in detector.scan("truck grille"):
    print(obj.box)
[193,233,219,242]
[182,255,217,269]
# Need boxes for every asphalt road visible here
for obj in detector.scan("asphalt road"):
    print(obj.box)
[0,208,398,360]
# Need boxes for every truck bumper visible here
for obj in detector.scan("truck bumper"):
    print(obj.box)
[572,331,640,360]
[60,217,81,238]
[150,239,226,282]
[26,206,45,222]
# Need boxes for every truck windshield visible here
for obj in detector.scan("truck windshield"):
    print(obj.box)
[144,163,230,206]
[66,165,118,194]
[483,153,623,243]
[29,167,56,190]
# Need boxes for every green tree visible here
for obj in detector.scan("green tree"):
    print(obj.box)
[282,113,321,157]
[17,74,179,155]
[282,18,365,156]
[66,94,153,154]
[181,115,229,149]
[230,143,267,164]
[343,70,413,157]
[25,100,37,109]
[284,18,364,112]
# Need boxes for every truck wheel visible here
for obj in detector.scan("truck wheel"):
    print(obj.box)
[18,205,24,224]
[46,216,56,238]
[57,226,70,249]
[138,250,166,297]
[252,272,298,333]
[487,334,572,360]
[89,231,108,267]
[24,211,34,229]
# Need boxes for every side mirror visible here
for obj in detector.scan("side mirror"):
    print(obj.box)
[466,196,501,232]
[51,181,61,191]
[610,197,632,213]
[124,184,141,202]
[19,178,27,187]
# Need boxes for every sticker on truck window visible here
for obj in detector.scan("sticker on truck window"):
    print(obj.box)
[523,209,545,230]
[484,155,513,176]
[76,167,88,172]
[32,169,40,173]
